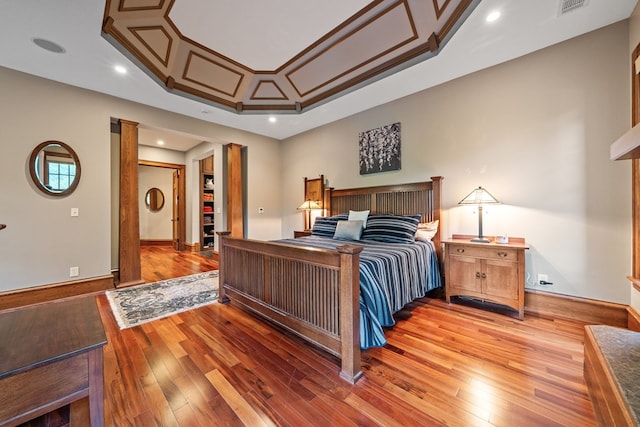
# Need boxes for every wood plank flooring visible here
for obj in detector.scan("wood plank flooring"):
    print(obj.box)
[95,247,597,426]
[140,246,218,283]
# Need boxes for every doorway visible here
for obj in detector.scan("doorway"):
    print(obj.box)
[138,160,186,250]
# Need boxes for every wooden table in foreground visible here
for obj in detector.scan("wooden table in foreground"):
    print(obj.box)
[0,297,107,427]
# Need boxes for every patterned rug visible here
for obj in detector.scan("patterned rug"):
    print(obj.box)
[106,270,219,329]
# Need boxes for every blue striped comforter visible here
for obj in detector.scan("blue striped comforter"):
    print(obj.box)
[277,236,442,349]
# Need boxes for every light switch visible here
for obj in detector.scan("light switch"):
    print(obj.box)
[71,208,79,217]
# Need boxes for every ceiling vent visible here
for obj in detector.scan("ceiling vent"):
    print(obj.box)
[559,0,589,15]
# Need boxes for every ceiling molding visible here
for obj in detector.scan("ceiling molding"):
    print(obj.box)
[102,0,479,114]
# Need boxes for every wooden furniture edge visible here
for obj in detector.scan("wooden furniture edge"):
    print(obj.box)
[0,275,114,311]
[448,234,527,245]
[584,326,638,426]
[525,289,628,327]
[628,305,640,331]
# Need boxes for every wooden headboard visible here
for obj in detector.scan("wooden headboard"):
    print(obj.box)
[324,176,443,260]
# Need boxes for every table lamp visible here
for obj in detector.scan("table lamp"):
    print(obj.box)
[297,199,322,230]
[458,186,499,243]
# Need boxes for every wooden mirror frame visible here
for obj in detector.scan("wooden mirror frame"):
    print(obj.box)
[145,187,165,212]
[29,140,81,197]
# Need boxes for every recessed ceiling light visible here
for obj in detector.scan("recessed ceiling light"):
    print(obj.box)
[157,140,165,146]
[486,10,501,23]
[32,38,66,54]
[269,116,277,123]
[114,65,127,74]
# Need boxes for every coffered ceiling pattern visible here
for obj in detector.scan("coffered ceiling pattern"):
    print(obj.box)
[102,0,478,114]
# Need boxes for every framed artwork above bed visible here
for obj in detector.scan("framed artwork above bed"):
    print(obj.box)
[358,122,401,175]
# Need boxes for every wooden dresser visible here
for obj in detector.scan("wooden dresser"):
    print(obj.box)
[443,235,528,319]
[0,297,107,426]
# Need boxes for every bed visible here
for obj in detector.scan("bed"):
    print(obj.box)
[217,177,443,383]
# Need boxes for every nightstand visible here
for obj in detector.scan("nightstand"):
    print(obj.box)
[294,230,313,238]
[443,235,529,319]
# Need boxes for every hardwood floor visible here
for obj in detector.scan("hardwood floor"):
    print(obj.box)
[96,250,597,427]
[140,246,218,283]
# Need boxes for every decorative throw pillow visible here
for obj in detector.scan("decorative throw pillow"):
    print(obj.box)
[348,209,370,228]
[361,214,421,244]
[333,220,364,240]
[415,220,439,242]
[311,214,348,237]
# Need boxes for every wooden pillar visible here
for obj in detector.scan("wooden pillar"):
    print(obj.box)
[119,119,142,286]
[226,143,244,238]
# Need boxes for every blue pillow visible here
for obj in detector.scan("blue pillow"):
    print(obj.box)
[333,220,364,240]
[361,214,421,244]
[311,214,348,237]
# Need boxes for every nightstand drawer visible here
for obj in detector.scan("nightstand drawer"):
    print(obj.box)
[447,245,518,261]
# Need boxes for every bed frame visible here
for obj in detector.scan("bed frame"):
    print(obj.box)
[217,177,443,383]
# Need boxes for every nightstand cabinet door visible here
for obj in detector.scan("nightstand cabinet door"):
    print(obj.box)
[447,255,481,293]
[483,259,518,300]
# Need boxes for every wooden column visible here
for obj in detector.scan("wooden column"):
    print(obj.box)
[226,143,244,238]
[119,119,142,286]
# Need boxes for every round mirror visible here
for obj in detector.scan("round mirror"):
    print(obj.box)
[29,140,81,196]
[145,187,165,212]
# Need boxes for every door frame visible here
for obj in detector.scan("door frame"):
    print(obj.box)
[139,160,186,250]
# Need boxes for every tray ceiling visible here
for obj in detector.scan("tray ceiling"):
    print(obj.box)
[102,0,479,114]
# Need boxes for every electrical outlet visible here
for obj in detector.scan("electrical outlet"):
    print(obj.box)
[537,273,548,284]
[70,208,79,217]
[70,266,79,277]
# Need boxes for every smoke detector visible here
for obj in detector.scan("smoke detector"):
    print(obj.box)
[559,0,589,15]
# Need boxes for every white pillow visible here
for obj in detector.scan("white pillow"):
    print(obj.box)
[415,220,439,242]
[348,210,370,228]
[333,220,364,240]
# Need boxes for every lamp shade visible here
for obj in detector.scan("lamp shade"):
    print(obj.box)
[458,186,499,243]
[458,186,499,205]
[297,200,322,210]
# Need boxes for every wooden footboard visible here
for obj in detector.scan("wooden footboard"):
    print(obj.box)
[216,177,443,383]
[217,231,364,383]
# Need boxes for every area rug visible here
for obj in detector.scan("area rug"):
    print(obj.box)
[106,270,219,329]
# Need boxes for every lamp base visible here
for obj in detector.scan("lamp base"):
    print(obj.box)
[471,237,491,243]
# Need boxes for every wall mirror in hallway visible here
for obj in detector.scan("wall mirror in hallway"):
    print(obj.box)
[145,187,165,212]
[29,140,81,196]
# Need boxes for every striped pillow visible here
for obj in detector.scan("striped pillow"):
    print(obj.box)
[361,214,421,244]
[311,214,348,237]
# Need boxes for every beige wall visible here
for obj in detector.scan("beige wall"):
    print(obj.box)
[0,67,281,291]
[138,165,173,240]
[281,21,632,304]
[0,19,632,305]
